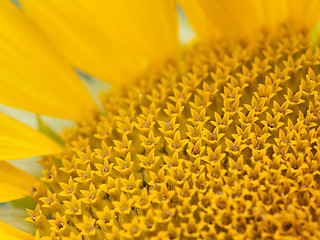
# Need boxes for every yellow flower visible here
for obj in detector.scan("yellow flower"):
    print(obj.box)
[1,0,320,239]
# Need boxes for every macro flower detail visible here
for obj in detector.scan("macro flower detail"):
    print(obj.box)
[1,0,320,240]
[24,29,320,239]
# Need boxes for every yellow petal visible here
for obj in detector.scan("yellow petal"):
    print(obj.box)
[0,113,63,160]
[0,0,96,120]
[179,0,288,42]
[287,0,320,31]
[20,0,178,85]
[0,161,38,202]
[0,221,33,240]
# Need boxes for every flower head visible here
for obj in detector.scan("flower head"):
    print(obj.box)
[1,1,320,240]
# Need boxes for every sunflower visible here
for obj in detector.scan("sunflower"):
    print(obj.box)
[1,0,320,239]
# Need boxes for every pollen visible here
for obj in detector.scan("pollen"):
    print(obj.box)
[28,26,320,239]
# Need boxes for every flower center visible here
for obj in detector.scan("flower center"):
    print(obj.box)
[27,27,320,239]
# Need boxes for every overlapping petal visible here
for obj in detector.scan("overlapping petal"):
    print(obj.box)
[0,0,97,120]
[0,161,39,202]
[20,0,179,85]
[0,221,33,240]
[287,0,320,31]
[179,0,309,42]
[0,113,63,160]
